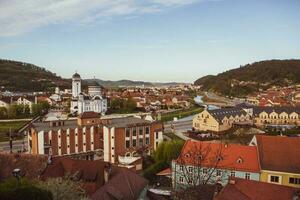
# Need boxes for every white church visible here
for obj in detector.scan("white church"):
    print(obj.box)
[70,72,107,115]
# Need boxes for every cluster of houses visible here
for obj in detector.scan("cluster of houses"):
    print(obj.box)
[193,104,300,133]
[245,86,300,107]
[106,86,194,112]
[167,135,300,199]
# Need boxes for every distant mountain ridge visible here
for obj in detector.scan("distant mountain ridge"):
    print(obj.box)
[0,59,184,92]
[194,59,300,97]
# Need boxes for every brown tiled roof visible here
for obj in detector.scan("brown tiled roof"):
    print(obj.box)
[255,135,300,173]
[42,157,106,195]
[91,167,148,200]
[214,178,298,200]
[0,153,48,181]
[78,111,100,119]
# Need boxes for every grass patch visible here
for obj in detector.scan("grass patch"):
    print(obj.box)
[160,106,202,122]
[0,121,28,142]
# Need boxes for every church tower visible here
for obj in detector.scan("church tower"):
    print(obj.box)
[72,72,81,98]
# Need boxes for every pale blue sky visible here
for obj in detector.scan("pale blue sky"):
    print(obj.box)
[0,0,300,82]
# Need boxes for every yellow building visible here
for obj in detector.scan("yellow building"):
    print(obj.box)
[250,135,300,188]
[193,107,252,132]
[253,107,300,127]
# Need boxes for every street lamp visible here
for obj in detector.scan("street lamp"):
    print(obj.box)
[12,168,21,189]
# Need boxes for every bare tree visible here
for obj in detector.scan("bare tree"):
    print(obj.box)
[172,142,229,199]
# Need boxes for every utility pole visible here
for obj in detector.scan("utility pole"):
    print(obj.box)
[9,127,13,154]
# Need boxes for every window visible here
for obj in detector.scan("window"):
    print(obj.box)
[155,132,159,139]
[132,139,136,147]
[188,166,193,173]
[230,171,235,177]
[216,170,221,176]
[179,176,184,183]
[139,127,143,135]
[126,128,130,137]
[132,127,137,136]
[245,173,250,180]
[145,127,150,135]
[203,168,207,174]
[91,142,94,145]
[126,140,130,148]
[145,137,150,145]
[180,166,184,172]
[139,138,143,146]
[270,176,279,183]
[289,178,300,185]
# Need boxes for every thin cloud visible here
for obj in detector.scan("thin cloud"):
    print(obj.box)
[0,0,202,37]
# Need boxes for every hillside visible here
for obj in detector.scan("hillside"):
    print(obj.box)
[0,59,70,92]
[194,59,300,97]
[85,79,184,88]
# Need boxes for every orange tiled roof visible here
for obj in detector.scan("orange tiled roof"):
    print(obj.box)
[255,135,300,173]
[176,140,260,173]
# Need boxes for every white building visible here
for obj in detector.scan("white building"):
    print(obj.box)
[70,73,107,115]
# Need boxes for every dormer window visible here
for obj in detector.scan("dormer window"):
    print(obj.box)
[237,158,243,164]
[217,156,223,162]
[196,154,203,161]
[185,153,191,158]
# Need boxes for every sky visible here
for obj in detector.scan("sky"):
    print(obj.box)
[0,0,300,83]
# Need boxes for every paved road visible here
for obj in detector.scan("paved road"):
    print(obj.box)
[0,138,28,153]
[164,118,193,141]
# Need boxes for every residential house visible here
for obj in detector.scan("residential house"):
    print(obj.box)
[172,140,260,190]
[16,96,37,112]
[252,106,300,127]
[0,96,12,109]
[193,107,252,132]
[250,135,300,188]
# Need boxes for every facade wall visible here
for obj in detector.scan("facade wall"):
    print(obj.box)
[193,110,221,132]
[172,162,259,189]
[261,170,300,188]
[254,111,300,126]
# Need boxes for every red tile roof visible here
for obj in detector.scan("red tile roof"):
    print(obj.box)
[78,111,100,119]
[214,178,299,200]
[176,140,260,173]
[156,168,171,176]
[255,135,300,173]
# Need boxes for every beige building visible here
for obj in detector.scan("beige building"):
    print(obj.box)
[193,107,252,132]
[253,107,300,127]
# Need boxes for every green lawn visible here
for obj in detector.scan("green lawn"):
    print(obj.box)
[0,121,28,142]
[160,106,202,122]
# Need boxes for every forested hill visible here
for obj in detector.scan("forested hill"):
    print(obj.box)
[0,59,70,92]
[194,59,300,97]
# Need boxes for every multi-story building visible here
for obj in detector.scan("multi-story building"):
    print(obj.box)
[102,116,163,170]
[250,135,300,188]
[70,73,107,115]
[29,111,163,170]
[193,107,252,132]
[253,107,300,127]
[172,140,260,190]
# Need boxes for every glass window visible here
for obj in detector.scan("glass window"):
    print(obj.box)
[145,137,150,145]
[132,139,136,147]
[145,126,150,135]
[203,168,207,174]
[216,170,221,176]
[139,138,143,146]
[245,173,250,180]
[132,127,137,136]
[180,166,184,172]
[230,171,235,177]
[125,128,130,137]
[188,166,193,173]
[125,140,130,148]
[289,177,300,185]
[139,127,143,135]
[270,176,279,183]
[179,176,184,183]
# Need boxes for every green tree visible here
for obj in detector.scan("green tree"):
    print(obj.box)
[0,107,8,119]
[0,178,52,200]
